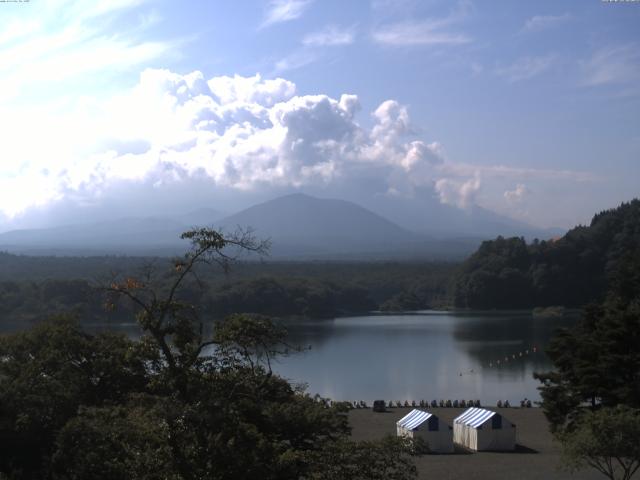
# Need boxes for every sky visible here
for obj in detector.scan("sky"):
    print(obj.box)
[0,0,639,231]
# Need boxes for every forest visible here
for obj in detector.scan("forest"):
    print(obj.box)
[0,229,421,479]
[0,256,454,327]
[2,200,640,326]
[452,200,640,309]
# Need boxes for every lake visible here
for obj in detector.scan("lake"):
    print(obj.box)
[17,310,576,405]
[274,311,578,405]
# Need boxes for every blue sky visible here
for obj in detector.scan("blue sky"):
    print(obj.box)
[0,0,639,230]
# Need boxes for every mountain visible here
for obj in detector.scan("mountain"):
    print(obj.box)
[175,208,224,227]
[217,193,416,246]
[215,193,478,259]
[361,189,562,240]
[0,217,188,256]
[0,193,548,259]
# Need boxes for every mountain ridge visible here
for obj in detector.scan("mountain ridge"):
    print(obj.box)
[0,193,551,259]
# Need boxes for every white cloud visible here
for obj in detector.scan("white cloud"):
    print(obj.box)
[504,183,529,203]
[372,19,471,46]
[275,24,355,74]
[372,2,472,47]
[0,70,446,218]
[0,69,592,222]
[0,18,41,45]
[581,44,640,87]
[0,67,599,223]
[0,0,174,103]
[303,25,356,47]
[261,0,313,28]
[207,74,296,106]
[435,176,481,210]
[273,50,320,74]
[441,163,596,183]
[522,13,570,33]
[495,55,556,82]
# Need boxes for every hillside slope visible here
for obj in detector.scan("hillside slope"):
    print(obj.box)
[452,199,640,308]
[216,193,473,258]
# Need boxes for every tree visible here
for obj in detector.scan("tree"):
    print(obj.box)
[453,199,640,309]
[1,228,420,479]
[560,406,640,480]
[103,227,269,400]
[0,317,151,479]
[535,245,640,479]
[302,436,419,480]
[534,251,640,432]
[51,400,179,480]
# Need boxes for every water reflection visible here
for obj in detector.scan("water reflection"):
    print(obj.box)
[277,312,579,404]
[16,311,577,405]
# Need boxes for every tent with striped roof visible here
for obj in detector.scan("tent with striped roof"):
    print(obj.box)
[453,407,516,451]
[396,409,453,453]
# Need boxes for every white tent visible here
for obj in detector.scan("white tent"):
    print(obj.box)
[453,407,516,451]
[396,409,454,453]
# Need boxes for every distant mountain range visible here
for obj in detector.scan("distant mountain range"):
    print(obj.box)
[0,194,559,259]
[362,190,561,239]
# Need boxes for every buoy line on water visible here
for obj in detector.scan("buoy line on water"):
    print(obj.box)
[457,345,540,377]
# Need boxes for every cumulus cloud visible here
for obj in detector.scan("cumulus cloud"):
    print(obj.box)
[261,0,313,28]
[0,67,599,226]
[435,176,480,210]
[303,25,356,47]
[0,69,449,219]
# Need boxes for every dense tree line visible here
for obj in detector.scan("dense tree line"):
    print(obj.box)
[0,229,419,479]
[0,279,116,326]
[0,260,454,326]
[0,252,149,282]
[453,199,640,309]
[205,277,375,318]
[0,277,374,325]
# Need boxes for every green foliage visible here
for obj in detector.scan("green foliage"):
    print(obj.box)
[0,278,119,326]
[214,313,293,366]
[206,276,376,318]
[453,199,640,308]
[0,317,151,478]
[534,249,640,432]
[302,436,418,480]
[379,291,424,312]
[560,406,640,480]
[0,314,418,480]
[0,229,420,479]
[52,400,178,480]
[535,234,640,479]
[0,260,455,326]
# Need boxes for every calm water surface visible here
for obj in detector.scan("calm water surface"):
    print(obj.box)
[14,310,576,405]
[274,311,578,405]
